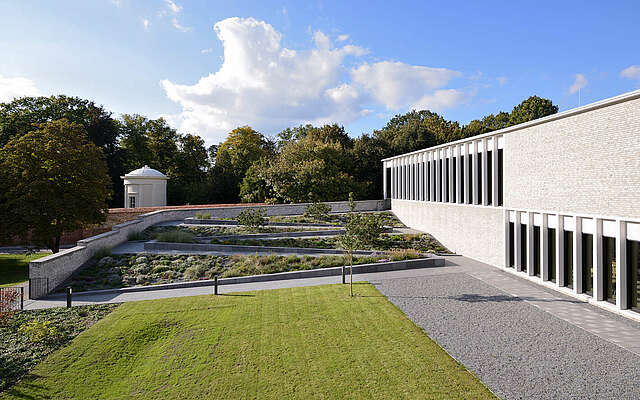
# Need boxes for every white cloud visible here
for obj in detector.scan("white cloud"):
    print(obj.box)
[621,65,640,80]
[281,7,287,15]
[165,0,182,14]
[171,17,192,32]
[350,61,461,110]
[496,76,508,86]
[337,34,349,42]
[0,75,40,103]
[110,0,122,7]
[410,89,469,112]
[201,48,213,54]
[161,17,470,144]
[569,73,587,94]
[142,18,150,30]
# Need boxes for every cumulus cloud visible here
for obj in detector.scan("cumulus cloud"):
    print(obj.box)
[161,17,469,144]
[337,34,349,42]
[201,48,213,54]
[569,73,587,94]
[0,75,40,103]
[142,18,150,30]
[496,76,508,86]
[621,65,640,80]
[350,61,461,110]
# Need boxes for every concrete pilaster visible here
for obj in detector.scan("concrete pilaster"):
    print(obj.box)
[593,218,604,301]
[617,220,628,309]
[557,215,565,287]
[574,216,582,294]
[542,214,549,281]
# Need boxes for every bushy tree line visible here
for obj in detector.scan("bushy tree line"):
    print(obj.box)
[0,94,558,209]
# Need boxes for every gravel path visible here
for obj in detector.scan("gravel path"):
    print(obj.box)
[374,273,640,400]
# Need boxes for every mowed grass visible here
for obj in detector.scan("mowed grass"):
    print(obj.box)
[0,253,51,287]
[1,284,496,400]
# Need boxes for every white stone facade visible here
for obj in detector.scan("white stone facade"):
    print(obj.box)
[121,166,168,208]
[383,89,640,318]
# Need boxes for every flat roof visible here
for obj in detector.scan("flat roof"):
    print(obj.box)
[382,88,640,162]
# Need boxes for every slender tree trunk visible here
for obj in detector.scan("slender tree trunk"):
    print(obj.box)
[349,250,353,297]
[50,236,60,253]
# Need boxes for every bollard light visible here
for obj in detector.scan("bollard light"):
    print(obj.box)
[66,286,72,308]
[214,276,218,295]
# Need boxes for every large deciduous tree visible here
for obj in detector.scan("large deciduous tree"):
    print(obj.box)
[508,95,558,126]
[0,119,112,252]
[0,96,123,207]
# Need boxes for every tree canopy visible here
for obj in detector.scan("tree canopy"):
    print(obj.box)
[0,119,112,252]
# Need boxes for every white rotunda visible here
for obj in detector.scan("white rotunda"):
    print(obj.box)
[121,166,168,208]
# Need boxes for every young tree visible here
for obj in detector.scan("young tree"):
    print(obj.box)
[0,119,112,252]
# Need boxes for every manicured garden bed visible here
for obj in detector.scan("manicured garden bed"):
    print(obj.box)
[142,224,327,240]
[66,251,422,292]
[1,284,495,399]
[0,304,117,392]
[210,233,449,253]
[265,210,405,227]
[0,253,51,287]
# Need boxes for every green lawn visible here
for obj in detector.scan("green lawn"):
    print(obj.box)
[1,284,495,399]
[0,253,51,287]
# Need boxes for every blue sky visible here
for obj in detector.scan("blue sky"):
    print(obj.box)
[1,0,639,145]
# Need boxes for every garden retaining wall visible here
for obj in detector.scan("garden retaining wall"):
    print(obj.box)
[28,199,389,298]
[144,241,386,256]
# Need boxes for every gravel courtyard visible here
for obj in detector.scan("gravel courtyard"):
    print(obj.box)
[374,272,640,400]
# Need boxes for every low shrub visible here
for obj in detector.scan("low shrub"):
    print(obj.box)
[195,212,211,219]
[155,231,195,243]
[304,202,331,221]
[236,208,267,228]
[18,319,59,343]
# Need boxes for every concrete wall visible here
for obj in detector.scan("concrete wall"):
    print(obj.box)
[391,200,505,267]
[504,96,640,218]
[28,199,389,298]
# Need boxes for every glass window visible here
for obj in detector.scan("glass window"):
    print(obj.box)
[477,153,483,204]
[444,159,449,202]
[564,231,574,289]
[533,226,541,277]
[520,224,527,272]
[467,156,473,204]
[439,159,443,202]
[452,156,457,202]
[459,155,465,203]
[129,196,136,208]
[508,222,515,268]
[426,162,430,201]
[548,228,556,282]
[603,236,616,304]
[487,150,493,206]
[627,240,640,312]
[498,149,504,206]
[385,168,391,199]
[582,233,593,296]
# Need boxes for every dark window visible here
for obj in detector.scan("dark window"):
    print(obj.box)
[603,236,616,304]
[426,162,430,201]
[439,159,443,202]
[411,164,415,200]
[444,159,449,202]
[548,228,556,282]
[385,168,391,199]
[452,157,457,202]
[129,196,136,208]
[564,231,574,289]
[508,222,515,268]
[459,155,465,203]
[421,162,426,201]
[467,156,473,204]
[487,150,493,206]
[498,149,504,206]
[582,233,593,296]
[403,166,407,199]
[477,153,483,204]
[533,226,541,277]
[520,224,527,272]
[627,240,640,311]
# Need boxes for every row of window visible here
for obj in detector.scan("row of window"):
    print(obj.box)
[384,148,504,207]
[507,218,640,312]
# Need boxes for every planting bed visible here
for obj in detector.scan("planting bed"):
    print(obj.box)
[65,251,423,293]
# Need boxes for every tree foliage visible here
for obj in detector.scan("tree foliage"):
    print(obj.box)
[0,119,112,252]
[508,95,558,126]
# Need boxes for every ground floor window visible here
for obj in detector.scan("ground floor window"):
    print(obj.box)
[452,157,457,202]
[564,231,574,289]
[459,155,465,202]
[548,228,556,282]
[487,150,492,206]
[603,236,616,304]
[476,153,483,205]
[520,224,527,272]
[508,222,515,268]
[628,240,640,312]
[129,196,136,208]
[467,156,473,204]
[582,233,593,296]
[533,226,540,277]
